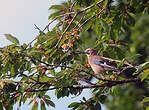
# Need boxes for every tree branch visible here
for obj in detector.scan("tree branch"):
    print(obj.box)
[54,12,78,48]
[26,78,140,92]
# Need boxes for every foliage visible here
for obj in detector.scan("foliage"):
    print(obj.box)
[0,0,149,110]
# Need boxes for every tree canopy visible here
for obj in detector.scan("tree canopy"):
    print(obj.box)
[0,0,149,110]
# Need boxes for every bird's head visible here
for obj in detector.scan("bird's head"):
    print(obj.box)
[85,48,96,57]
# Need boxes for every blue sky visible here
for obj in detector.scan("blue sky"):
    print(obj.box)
[0,0,65,46]
[0,0,106,109]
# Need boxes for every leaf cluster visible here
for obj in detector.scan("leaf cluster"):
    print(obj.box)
[0,0,149,110]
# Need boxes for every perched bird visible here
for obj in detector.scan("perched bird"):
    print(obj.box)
[85,48,120,79]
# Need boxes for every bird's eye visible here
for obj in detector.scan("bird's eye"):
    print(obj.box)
[86,51,90,54]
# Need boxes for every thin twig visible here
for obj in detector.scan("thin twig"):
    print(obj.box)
[55,12,79,48]
[43,0,103,32]
[73,12,86,29]
[25,1,103,50]
[79,78,96,85]
[79,0,103,13]
[34,24,42,32]
[25,78,140,92]
[70,0,78,12]
[78,8,105,30]
[38,60,137,83]
[43,12,75,32]
[24,24,42,50]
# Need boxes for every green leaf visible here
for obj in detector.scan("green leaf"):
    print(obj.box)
[99,95,107,104]
[44,95,51,99]
[137,61,149,73]
[48,100,55,107]
[146,106,149,110]
[68,102,79,108]
[117,58,126,68]
[100,20,109,32]
[139,69,149,81]
[83,21,92,32]
[17,95,23,110]
[93,19,102,39]
[60,52,69,61]
[22,94,27,104]
[41,101,46,110]
[56,89,64,99]
[104,0,108,7]
[44,99,55,107]
[48,10,62,20]
[126,13,135,26]
[0,102,4,110]
[4,34,20,44]
[28,98,34,105]
[49,5,64,10]
[95,102,101,110]
[142,97,149,103]
[50,49,57,57]
[37,34,47,44]
[44,38,56,48]
[31,103,38,110]
[45,48,53,54]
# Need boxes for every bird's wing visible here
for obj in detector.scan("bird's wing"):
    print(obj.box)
[92,61,104,65]
[92,60,119,72]
[101,56,134,67]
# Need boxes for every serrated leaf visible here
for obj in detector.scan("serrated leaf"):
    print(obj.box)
[50,49,57,57]
[28,98,34,105]
[44,95,51,99]
[68,102,79,108]
[100,20,109,32]
[0,102,3,110]
[31,103,38,110]
[60,52,69,61]
[139,69,149,81]
[104,0,108,7]
[56,89,63,99]
[37,35,47,44]
[93,19,102,39]
[142,97,149,103]
[4,34,20,44]
[99,95,107,104]
[49,5,64,10]
[48,10,62,20]
[117,58,126,68]
[41,101,46,110]
[44,39,56,48]
[48,100,55,107]
[44,99,55,107]
[137,61,149,73]
[17,95,23,110]
[146,106,149,110]
[83,21,92,32]
[45,48,53,54]
[126,13,135,26]
[95,102,101,110]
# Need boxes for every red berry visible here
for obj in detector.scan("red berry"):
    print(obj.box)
[34,99,37,104]
[41,100,44,104]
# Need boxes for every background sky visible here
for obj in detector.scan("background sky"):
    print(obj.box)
[0,0,65,47]
[0,0,106,109]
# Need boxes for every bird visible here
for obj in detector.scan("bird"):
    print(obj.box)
[84,48,121,79]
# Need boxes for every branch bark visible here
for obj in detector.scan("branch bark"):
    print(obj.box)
[26,78,140,92]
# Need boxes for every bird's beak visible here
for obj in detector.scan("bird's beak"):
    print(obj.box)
[72,51,89,54]
[84,50,90,54]
[84,52,89,54]
[76,51,86,54]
